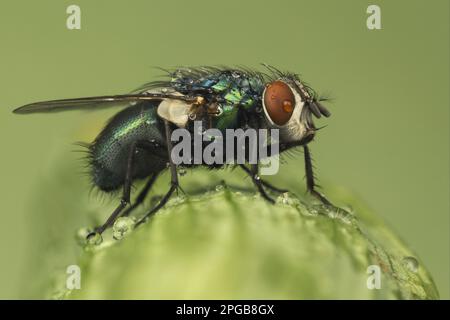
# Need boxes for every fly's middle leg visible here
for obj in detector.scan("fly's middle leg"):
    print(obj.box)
[136,120,181,227]
[239,164,288,195]
[121,172,159,217]
[239,163,278,203]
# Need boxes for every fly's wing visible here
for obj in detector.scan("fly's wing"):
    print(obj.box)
[13,93,196,114]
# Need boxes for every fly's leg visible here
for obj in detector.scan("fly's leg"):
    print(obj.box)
[239,164,288,193]
[121,172,159,217]
[303,145,332,205]
[239,119,285,200]
[261,182,288,194]
[135,184,177,227]
[251,164,275,203]
[87,141,141,239]
[240,164,275,203]
[136,120,180,227]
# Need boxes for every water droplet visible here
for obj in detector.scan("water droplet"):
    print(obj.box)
[75,227,91,245]
[254,175,261,181]
[215,185,224,192]
[112,217,136,240]
[338,210,355,225]
[308,205,320,215]
[276,192,290,205]
[171,194,187,205]
[179,168,187,176]
[402,256,419,273]
[86,232,103,246]
[322,205,337,218]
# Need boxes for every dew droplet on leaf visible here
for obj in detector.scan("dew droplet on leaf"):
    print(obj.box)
[75,227,91,246]
[402,256,419,273]
[86,232,103,246]
[112,217,136,240]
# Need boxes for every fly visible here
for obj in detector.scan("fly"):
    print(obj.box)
[13,65,333,240]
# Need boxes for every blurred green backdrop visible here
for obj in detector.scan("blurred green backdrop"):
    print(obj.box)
[0,0,448,298]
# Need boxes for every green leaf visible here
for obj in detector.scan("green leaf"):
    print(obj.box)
[22,156,439,299]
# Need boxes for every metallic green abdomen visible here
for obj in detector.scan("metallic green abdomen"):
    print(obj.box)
[90,101,166,191]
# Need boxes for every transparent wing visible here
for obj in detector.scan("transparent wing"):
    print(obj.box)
[13,93,194,114]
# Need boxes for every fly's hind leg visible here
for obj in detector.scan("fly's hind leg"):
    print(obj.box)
[136,120,181,227]
[87,140,144,240]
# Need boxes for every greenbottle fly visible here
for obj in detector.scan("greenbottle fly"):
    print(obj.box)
[13,65,332,239]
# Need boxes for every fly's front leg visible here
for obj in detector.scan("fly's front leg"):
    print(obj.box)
[136,120,180,227]
[303,145,332,205]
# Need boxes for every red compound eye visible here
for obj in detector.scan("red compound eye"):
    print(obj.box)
[263,80,295,126]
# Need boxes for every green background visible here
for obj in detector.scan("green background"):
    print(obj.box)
[0,0,448,299]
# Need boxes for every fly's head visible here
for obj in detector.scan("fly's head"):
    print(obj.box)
[261,75,331,144]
